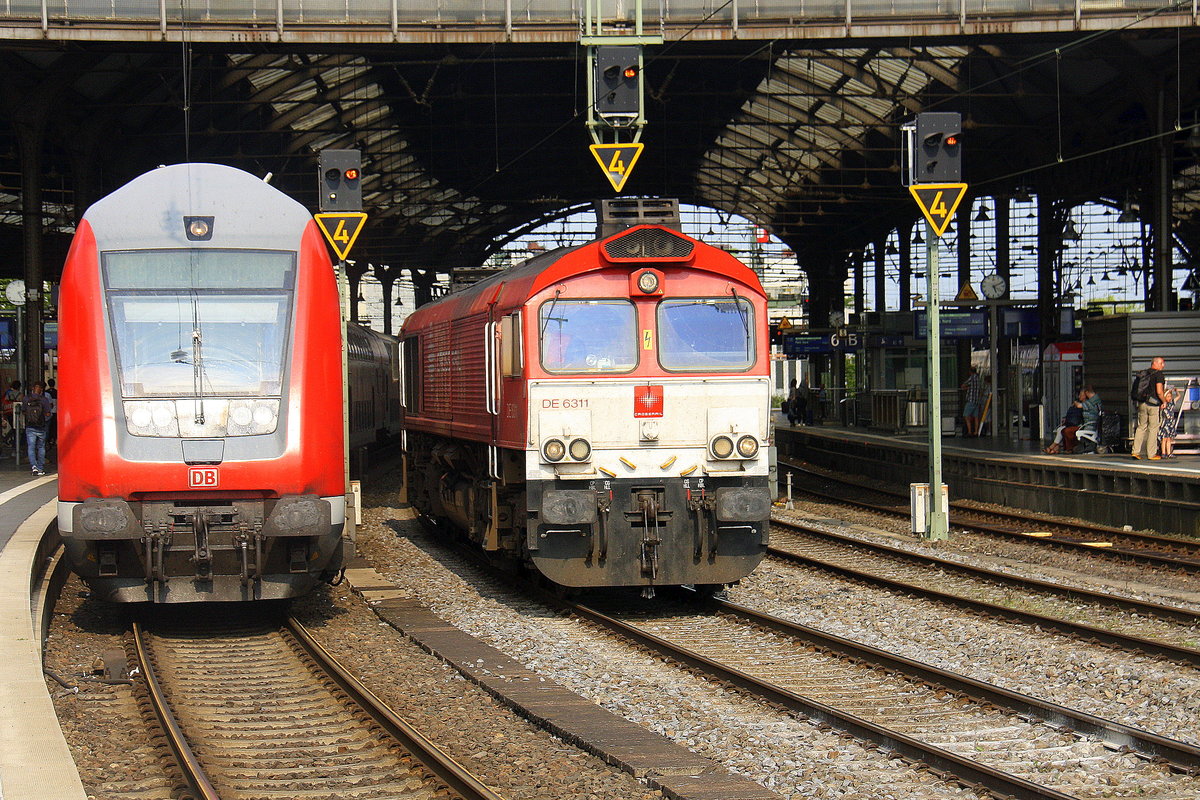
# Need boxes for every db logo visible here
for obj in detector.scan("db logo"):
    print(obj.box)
[188,467,219,488]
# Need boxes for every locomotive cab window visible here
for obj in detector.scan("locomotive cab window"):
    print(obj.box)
[102,250,294,398]
[402,336,421,413]
[539,299,637,374]
[657,297,755,371]
[499,312,523,378]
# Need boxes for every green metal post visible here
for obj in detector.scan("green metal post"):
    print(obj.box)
[926,220,948,540]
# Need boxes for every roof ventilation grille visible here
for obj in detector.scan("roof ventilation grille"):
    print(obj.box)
[596,197,681,239]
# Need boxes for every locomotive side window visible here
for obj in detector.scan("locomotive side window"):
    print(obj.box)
[103,250,294,398]
[499,312,523,377]
[402,335,420,413]
[539,299,637,374]
[657,297,755,371]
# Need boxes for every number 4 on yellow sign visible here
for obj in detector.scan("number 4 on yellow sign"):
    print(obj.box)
[314,212,368,260]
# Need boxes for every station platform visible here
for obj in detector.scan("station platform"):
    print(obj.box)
[0,465,87,800]
[775,424,1200,538]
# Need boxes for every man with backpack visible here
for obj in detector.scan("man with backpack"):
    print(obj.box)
[23,381,53,476]
[1130,356,1167,461]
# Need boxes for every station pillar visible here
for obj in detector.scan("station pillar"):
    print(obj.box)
[375,265,402,335]
[16,121,45,391]
[411,269,438,308]
[898,224,913,311]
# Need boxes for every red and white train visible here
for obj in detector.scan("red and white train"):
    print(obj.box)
[401,223,773,591]
[57,163,397,603]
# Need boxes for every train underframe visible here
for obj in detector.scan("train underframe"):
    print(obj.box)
[407,432,770,588]
[61,495,344,603]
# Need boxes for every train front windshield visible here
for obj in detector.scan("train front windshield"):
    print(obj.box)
[103,250,295,398]
[657,297,754,371]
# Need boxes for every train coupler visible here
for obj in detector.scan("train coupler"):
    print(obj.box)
[190,512,212,579]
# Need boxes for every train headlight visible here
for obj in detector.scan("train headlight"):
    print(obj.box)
[151,405,174,429]
[230,404,253,427]
[123,401,179,437]
[542,438,566,462]
[184,215,214,241]
[636,271,659,294]
[129,405,153,429]
[252,403,276,428]
[568,437,592,462]
[710,435,735,459]
[736,435,759,459]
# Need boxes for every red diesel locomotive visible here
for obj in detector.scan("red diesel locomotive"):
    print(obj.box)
[57,163,354,603]
[401,223,773,591]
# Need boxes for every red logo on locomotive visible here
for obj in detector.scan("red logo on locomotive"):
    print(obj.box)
[633,385,663,418]
[188,467,219,488]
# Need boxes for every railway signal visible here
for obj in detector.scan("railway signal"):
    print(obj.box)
[593,45,642,127]
[318,149,362,212]
[906,112,962,184]
[901,111,966,543]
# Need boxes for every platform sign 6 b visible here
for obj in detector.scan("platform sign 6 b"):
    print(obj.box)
[189,467,219,489]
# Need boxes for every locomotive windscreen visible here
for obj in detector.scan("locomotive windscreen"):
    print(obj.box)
[657,297,754,370]
[539,299,638,373]
[103,250,295,397]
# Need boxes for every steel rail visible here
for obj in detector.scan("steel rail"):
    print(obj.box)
[778,459,1200,572]
[129,621,222,800]
[764,527,1200,667]
[286,618,507,800]
[567,598,1078,800]
[708,597,1200,773]
[770,517,1200,624]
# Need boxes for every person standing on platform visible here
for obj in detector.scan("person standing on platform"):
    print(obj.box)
[785,379,803,426]
[1158,383,1179,459]
[45,378,58,446]
[960,366,983,437]
[23,381,53,476]
[1131,356,1167,460]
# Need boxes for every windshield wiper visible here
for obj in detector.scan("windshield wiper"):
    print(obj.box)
[191,293,206,424]
[729,288,750,339]
[539,288,563,338]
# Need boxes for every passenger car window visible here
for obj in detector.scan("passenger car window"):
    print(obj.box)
[658,297,754,371]
[539,299,637,373]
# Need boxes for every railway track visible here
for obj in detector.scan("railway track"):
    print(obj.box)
[767,518,1200,663]
[778,459,1200,572]
[130,613,505,800]
[568,594,1200,800]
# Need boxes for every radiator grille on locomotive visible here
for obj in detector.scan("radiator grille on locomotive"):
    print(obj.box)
[603,228,694,261]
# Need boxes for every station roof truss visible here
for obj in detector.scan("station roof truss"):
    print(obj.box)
[0,24,1197,284]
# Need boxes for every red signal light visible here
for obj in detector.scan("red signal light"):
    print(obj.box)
[944,135,959,147]
[623,66,638,79]
[344,167,360,181]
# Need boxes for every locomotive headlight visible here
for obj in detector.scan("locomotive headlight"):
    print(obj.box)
[542,438,566,462]
[129,405,153,429]
[736,435,760,459]
[710,435,735,459]
[230,404,253,427]
[252,403,276,427]
[568,437,592,462]
[636,271,659,294]
[151,404,174,429]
